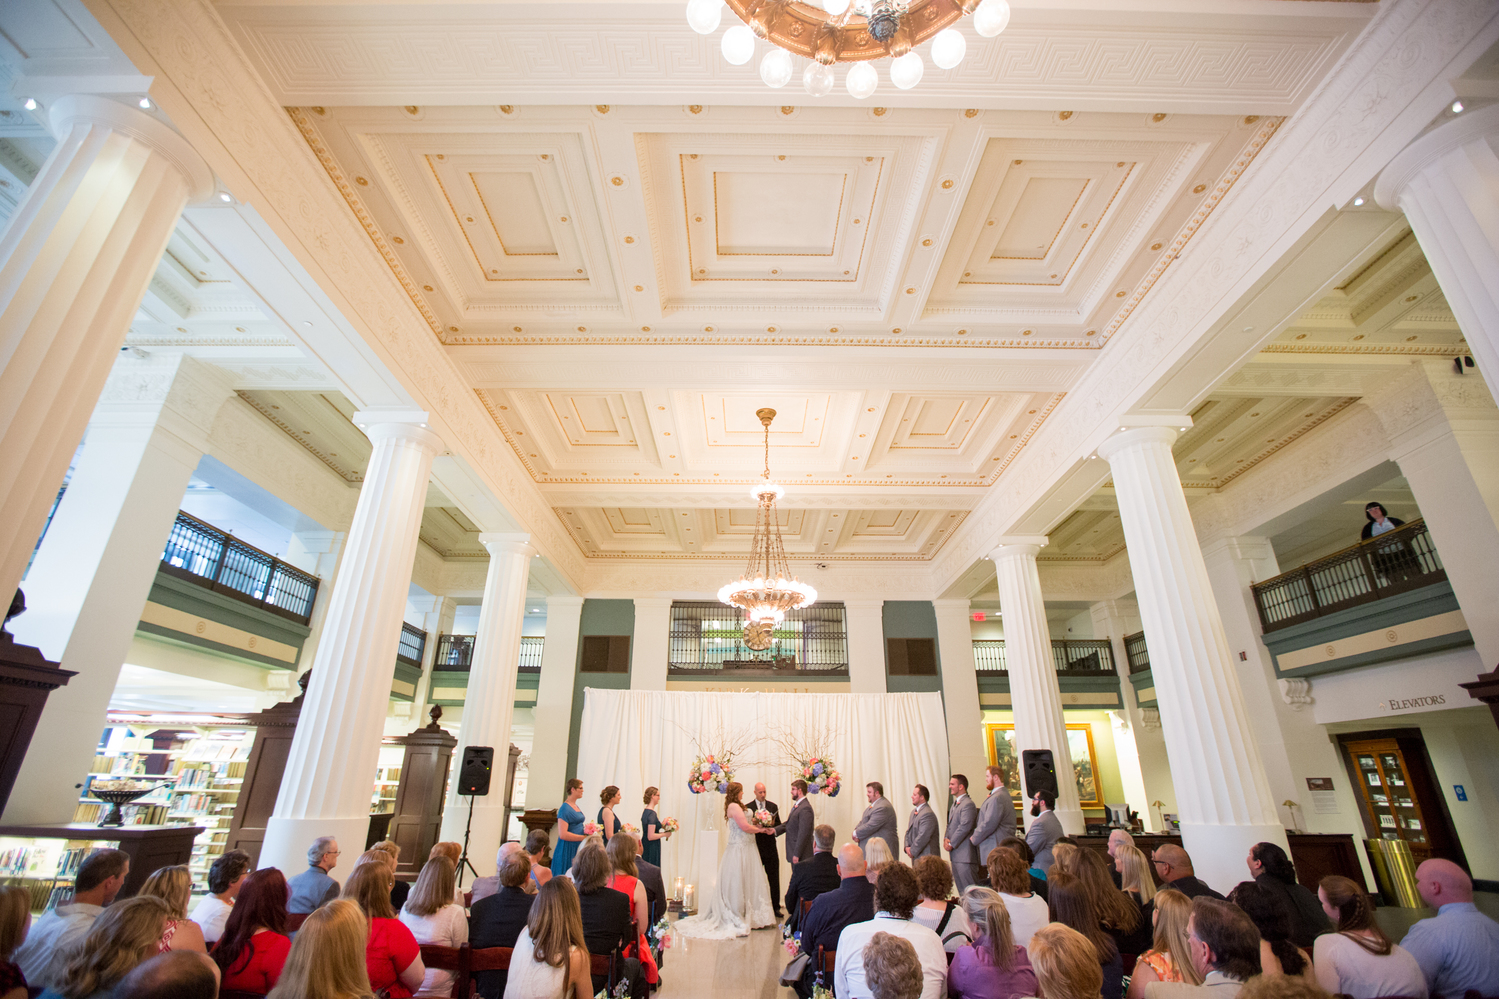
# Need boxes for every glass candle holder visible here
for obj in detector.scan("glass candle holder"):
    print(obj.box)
[684,883,696,912]
[672,876,685,902]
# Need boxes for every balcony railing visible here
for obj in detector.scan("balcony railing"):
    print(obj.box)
[1123,631,1151,674]
[397,623,427,668]
[159,511,319,625]
[668,601,849,672]
[1251,519,1446,633]
[431,634,544,672]
[973,639,1116,674]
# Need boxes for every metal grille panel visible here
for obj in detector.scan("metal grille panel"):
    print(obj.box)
[1123,632,1151,674]
[669,601,848,672]
[398,623,427,666]
[159,511,319,624]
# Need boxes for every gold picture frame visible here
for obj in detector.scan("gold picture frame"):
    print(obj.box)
[983,723,1102,809]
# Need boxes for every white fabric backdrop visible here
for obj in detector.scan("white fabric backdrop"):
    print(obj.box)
[576,688,951,896]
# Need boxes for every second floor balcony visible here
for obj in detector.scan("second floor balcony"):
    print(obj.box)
[971,638,1118,675]
[431,634,545,672]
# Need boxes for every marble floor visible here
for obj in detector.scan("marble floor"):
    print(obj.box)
[657,916,794,999]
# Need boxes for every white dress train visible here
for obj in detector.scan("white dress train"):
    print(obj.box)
[672,808,776,939]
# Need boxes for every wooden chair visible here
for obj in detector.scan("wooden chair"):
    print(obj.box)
[463,889,473,908]
[590,946,621,993]
[286,911,309,931]
[220,991,268,999]
[420,943,469,998]
[799,897,814,922]
[817,945,837,986]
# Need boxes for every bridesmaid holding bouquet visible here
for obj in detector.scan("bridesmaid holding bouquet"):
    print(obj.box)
[551,778,588,876]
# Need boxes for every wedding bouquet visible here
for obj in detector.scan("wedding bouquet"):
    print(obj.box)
[620,823,640,837]
[659,816,679,834]
[751,809,776,829]
[799,755,842,797]
[687,752,734,794]
[583,821,599,836]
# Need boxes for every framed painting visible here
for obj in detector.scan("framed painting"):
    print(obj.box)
[983,723,1103,809]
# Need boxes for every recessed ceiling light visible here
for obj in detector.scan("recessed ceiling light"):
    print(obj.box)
[218,192,233,202]
[302,321,313,327]
[1352,197,1365,207]
[1452,100,1464,114]
[138,97,152,109]
[22,98,36,111]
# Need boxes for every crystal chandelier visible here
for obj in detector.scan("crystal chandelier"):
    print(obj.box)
[717,408,817,651]
[686,0,1012,98]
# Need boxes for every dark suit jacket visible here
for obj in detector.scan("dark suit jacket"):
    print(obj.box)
[470,885,533,998]
[1254,873,1331,950]
[799,877,876,996]
[783,797,814,863]
[1140,875,1226,935]
[749,798,783,864]
[578,886,635,992]
[784,851,841,930]
[635,858,666,926]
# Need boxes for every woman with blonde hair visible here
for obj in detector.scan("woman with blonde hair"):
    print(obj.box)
[865,837,897,880]
[506,877,591,999]
[1124,889,1202,999]
[399,856,468,997]
[1115,846,1156,905]
[137,865,207,954]
[1028,923,1105,999]
[0,885,31,999]
[39,896,172,999]
[948,887,1038,999]
[342,862,425,998]
[267,898,376,999]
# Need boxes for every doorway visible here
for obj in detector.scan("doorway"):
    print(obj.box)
[1337,730,1466,869]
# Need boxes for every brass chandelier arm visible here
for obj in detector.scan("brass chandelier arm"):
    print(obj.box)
[725,0,968,64]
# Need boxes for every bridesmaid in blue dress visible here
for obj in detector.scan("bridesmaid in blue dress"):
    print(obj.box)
[597,785,623,844]
[641,786,669,868]
[551,778,588,876]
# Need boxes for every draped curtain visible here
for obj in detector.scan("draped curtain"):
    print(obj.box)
[576,688,951,893]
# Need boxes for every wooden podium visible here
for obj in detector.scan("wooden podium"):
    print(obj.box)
[389,707,457,878]
[224,672,310,866]
[0,622,77,817]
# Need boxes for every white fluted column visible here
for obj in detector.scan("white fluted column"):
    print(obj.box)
[1089,600,1175,832]
[0,95,214,606]
[260,412,443,876]
[528,595,585,815]
[932,599,988,790]
[440,533,535,876]
[990,542,1083,835]
[1097,427,1286,892]
[630,597,675,691]
[1376,105,1499,407]
[844,598,887,693]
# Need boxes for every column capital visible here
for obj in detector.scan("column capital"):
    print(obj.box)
[49,95,216,203]
[931,598,972,614]
[840,597,886,612]
[1096,424,1179,460]
[352,409,445,453]
[478,532,535,559]
[990,537,1048,562]
[545,594,586,611]
[1376,103,1499,210]
[631,596,676,610]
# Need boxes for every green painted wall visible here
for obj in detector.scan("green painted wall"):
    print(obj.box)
[884,600,943,694]
[565,599,635,779]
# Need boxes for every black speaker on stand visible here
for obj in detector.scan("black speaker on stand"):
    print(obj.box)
[455,746,493,885]
[1021,749,1059,800]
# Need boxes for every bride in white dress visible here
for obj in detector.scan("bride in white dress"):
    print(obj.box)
[672,782,776,939]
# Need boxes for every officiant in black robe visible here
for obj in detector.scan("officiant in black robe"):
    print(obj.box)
[748,782,785,918]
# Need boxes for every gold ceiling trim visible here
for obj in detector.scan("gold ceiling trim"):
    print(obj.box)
[447,332,1099,348]
[236,390,365,483]
[725,0,970,64]
[1260,342,1465,356]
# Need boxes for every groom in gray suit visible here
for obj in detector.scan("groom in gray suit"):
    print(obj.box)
[904,784,939,861]
[971,765,1017,866]
[781,779,814,864]
[944,773,979,892]
[853,782,899,859]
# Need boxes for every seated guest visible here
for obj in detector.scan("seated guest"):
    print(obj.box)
[948,887,1039,999]
[428,843,465,905]
[506,877,592,999]
[1227,882,1312,982]
[38,895,172,999]
[864,931,925,999]
[1049,872,1124,999]
[785,823,842,932]
[1073,849,1143,956]
[797,843,876,999]
[630,836,666,929]
[866,837,897,879]
[113,951,219,999]
[214,867,292,995]
[524,830,553,891]
[288,836,342,914]
[1313,876,1426,999]
[1108,831,1136,889]
[1236,977,1335,999]
[471,853,538,999]
[399,856,468,997]
[1053,843,1081,877]
[835,862,947,999]
[0,885,30,999]
[1147,848,1224,907]
[1116,846,1157,907]
[997,837,1048,899]
[606,834,658,990]
[1246,843,1329,951]
[342,861,425,998]
[1400,858,1499,999]
[190,849,250,945]
[367,840,409,910]
[910,855,973,953]
[15,849,129,990]
[1031,923,1106,999]
[473,843,526,905]
[1145,898,1262,999]
[138,866,208,954]
[986,847,1049,954]
[1127,890,1202,999]
[267,898,373,999]
[571,841,641,998]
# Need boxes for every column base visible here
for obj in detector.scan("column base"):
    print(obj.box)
[1053,806,1086,837]
[261,814,375,885]
[1180,821,1289,895]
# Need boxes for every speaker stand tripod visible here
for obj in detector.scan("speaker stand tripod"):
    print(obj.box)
[456,793,481,887]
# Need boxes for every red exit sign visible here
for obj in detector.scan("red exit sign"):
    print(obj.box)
[972,612,986,622]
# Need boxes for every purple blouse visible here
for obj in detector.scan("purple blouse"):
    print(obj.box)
[948,938,1039,999]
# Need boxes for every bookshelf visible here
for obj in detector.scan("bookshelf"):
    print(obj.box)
[0,835,112,912]
[371,743,403,815]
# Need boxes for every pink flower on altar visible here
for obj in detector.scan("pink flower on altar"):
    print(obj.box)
[706,755,715,762]
[803,768,811,777]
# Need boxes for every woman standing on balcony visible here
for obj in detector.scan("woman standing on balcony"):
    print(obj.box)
[1361,502,1404,540]
[1361,502,1416,582]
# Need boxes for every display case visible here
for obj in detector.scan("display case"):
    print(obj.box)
[0,823,202,912]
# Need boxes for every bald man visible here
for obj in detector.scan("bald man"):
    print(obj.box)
[1401,859,1499,998]
[750,781,786,918]
[471,840,525,904]
[1142,844,1225,926]
[794,844,876,999]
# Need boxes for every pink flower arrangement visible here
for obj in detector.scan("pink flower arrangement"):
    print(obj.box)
[583,822,599,836]
[751,809,776,829]
[660,816,680,834]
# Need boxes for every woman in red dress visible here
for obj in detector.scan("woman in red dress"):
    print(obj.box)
[214,867,293,994]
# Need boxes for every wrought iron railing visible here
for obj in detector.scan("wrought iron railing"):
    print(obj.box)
[397,623,427,667]
[668,601,849,672]
[159,511,320,624]
[429,635,543,672]
[1123,631,1151,674]
[971,639,1116,674]
[1250,519,1445,633]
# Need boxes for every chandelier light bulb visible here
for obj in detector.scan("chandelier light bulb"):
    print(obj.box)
[931,28,966,69]
[760,48,794,88]
[972,0,1011,38]
[686,0,723,35]
[846,62,879,99]
[890,51,924,90]
[722,24,756,65]
[804,61,835,97]
[822,0,852,14]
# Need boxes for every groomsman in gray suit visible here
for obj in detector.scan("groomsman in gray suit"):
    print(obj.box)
[903,784,939,861]
[945,774,979,892]
[971,765,1017,866]
[853,782,899,859]
[781,779,815,864]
